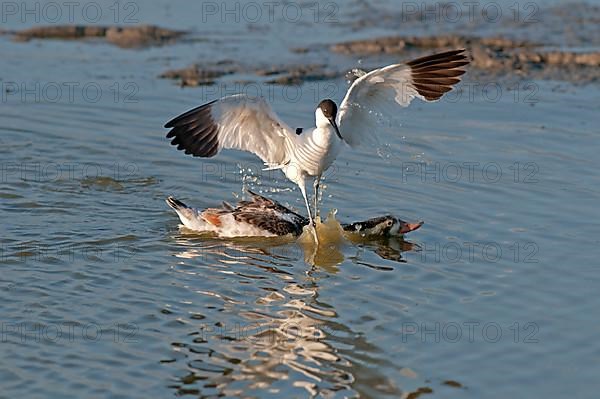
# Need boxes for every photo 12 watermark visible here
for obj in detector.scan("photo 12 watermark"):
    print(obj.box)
[194,160,339,185]
[414,241,539,264]
[1,321,138,344]
[194,320,331,344]
[401,321,540,343]
[192,81,341,105]
[200,1,339,24]
[399,1,540,24]
[1,162,139,183]
[1,81,139,104]
[444,81,540,104]
[1,1,140,24]
[399,161,540,184]
[1,241,138,264]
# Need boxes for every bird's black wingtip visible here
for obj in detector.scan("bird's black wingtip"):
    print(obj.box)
[163,99,217,130]
[162,101,221,157]
[164,116,179,129]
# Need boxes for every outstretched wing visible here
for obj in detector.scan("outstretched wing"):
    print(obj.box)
[165,94,295,166]
[336,49,469,147]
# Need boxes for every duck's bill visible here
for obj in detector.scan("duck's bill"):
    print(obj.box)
[400,221,424,234]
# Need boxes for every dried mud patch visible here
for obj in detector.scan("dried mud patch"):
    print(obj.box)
[12,25,185,48]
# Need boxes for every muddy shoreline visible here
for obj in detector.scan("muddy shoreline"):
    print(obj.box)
[330,35,600,83]
[158,34,599,87]
[9,25,598,84]
[9,25,185,48]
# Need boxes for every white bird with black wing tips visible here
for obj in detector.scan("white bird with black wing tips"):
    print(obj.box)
[165,49,469,236]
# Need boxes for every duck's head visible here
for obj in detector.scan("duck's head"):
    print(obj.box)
[346,216,423,236]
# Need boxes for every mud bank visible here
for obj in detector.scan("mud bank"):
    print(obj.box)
[160,34,600,87]
[159,62,238,87]
[331,35,600,83]
[12,25,185,48]
[159,62,339,87]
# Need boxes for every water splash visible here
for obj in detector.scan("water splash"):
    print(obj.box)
[297,210,347,267]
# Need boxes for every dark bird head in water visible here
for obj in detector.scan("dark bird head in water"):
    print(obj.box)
[344,216,423,236]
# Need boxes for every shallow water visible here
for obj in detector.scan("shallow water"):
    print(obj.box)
[2,1,600,398]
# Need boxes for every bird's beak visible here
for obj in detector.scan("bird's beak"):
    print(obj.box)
[329,118,343,140]
[399,221,423,234]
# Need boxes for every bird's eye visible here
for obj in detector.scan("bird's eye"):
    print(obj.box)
[386,220,393,226]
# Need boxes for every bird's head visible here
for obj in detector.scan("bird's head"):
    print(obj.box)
[350,216,423,236]
[316,99,343,139]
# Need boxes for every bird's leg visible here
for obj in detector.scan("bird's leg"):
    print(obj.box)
[313,175,321,219]
[299,183,314,226]
[299,182,319,244]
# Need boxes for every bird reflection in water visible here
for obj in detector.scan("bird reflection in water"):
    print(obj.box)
[165,225,428,397]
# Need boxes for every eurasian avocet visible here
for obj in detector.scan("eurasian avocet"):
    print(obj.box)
[165,49,468,233]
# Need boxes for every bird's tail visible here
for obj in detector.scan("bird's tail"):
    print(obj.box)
[166,196,200,227]
[166,196,188,211]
